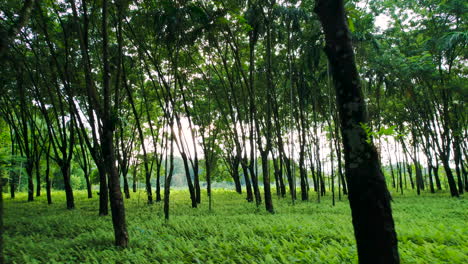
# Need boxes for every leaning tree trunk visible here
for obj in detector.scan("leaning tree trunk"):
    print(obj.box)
[102,0,128,247]
[60,161,75,209]
[314,1,399,263]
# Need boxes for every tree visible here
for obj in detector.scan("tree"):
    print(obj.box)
[314,0,399,263]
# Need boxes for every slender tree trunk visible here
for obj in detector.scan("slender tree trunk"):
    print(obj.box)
[180,152,197,208]
[98,165,109,215]
[26,160,34,202]
[123,169,130,199]
[272,155,281,197]
[261,152,274,213]
[232,157,242,194]
[433,163,442,190]
[315,1,399,263]
[241,158,253,202]
[60,162,74,209]
[35,159,41,197]
[164,131,175,220]
[441,154,459,197]
[248,160,261,205]
[206,158,212,211]
[193,158,201,203]
[45,146,52,204]
[155,161,162,202]
[85,171,92,199]
[453,143,463,194]
[9,159,15,198]
[427,162,435,193]
[132,164,137,193]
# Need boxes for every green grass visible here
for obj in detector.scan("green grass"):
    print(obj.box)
[3,189,467,263]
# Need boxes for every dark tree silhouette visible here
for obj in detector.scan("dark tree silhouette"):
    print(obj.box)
[314,0,400,263]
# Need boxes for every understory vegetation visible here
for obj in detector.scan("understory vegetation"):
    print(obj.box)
[4,190,467,264]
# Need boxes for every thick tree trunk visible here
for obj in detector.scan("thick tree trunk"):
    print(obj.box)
[315,1,399,263]
[103,127,128,246]
[102,0,128,247]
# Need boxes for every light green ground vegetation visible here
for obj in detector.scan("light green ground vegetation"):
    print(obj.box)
[3,190,467,263]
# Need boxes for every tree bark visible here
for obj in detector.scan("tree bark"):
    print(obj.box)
[315,1,400,263]
[98,165,109,215]
[59,161,74,209]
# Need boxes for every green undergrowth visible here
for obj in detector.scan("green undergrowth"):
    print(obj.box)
[3,190,467,263]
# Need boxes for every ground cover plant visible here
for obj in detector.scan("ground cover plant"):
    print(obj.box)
[4,190,467,264]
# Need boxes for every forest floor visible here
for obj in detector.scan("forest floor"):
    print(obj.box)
[3,189,467,263]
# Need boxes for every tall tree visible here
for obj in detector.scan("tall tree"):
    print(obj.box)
[314,0,399,263]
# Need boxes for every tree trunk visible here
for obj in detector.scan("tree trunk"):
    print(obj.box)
[241,158,253,202]
[248,159,261,205]
[103,126,128,246]
[155,161,162,202]
[45,148,52,204]
[180,152,197,208]
[206,158,212,211]
[433,163,442,190]
[193,158,201,204]
[60,162,74,209]
[232,157,242,194]
[26,160,34,202]
[85,171,92,199]
[35,159,41,197]
[314,1,400,263]
[98,165,109,215]
[261,152,274,213]
[164,132,175,220]
[123,170,130,199]
[132,164,137,193]
[427,163,435,193]
[441,154,459,197]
